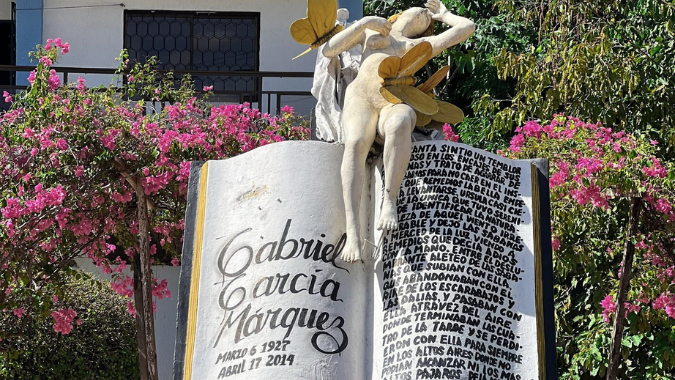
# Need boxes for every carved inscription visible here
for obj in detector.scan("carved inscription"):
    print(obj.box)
[380,144,530,380]
[211,219,350,378]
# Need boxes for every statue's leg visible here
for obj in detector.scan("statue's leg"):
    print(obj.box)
[340,97,378,262]
[376,104,416,231]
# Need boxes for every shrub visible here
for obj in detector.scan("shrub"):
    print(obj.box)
[502,115,675,379]
[0,273,138,380]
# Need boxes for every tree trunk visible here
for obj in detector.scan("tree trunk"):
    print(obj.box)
[133,251,149,380]
[606,197,642,380]
[134,183,159,380]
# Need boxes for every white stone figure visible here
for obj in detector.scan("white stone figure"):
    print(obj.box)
[321,0,475,262]
[311,8,362,142]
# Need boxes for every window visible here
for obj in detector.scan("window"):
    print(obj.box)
[124,11,260,94]
[0,4,15,112]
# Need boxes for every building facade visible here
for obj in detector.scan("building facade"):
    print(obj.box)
[4,0,364,116]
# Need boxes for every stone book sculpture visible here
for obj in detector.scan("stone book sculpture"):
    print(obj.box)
[172,140,556,380]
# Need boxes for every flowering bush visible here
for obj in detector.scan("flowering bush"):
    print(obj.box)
[0,40,309,338]
[502,115,675,378]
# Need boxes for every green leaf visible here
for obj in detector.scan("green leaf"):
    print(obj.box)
[632,334,643,346]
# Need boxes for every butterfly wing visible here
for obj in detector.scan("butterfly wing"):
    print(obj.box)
[397,42,433,78]
[378,42,434,80]
[417,65,450,94]
[430,101,464,124]
[290,18,318,45]
[379,86,403,104]
[291,0,341,59]
[378,42,437,114]
[381,86,439,115]
[308,0,337,40]
[414,111,433,127]
[378,56,402,80]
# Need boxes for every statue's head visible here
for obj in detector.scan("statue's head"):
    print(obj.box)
[389,7,434,38]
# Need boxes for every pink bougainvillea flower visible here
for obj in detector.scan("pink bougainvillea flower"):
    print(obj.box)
[127,301,136,317]
[509,133,525,152]
[442,124,460,142]
[47,70,61,91]
[77,76,86,91]
[27,70,37,84]
[39,56,53,66]
[601,295,616,322]
[51,308,77,334]
[551,236,560,251]
[13,308,26,318]
[522,120,542,137]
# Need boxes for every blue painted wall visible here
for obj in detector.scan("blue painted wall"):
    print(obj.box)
[339,0,363,20]
[15,0,43,85]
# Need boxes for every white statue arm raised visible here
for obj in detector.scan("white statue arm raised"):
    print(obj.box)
[322,16,391,58]
[422,0,475,57]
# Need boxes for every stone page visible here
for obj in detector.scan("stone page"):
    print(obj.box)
[371,141,539,380]
[183,141,368,380]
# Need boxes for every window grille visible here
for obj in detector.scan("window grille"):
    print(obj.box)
[124,11,260,95]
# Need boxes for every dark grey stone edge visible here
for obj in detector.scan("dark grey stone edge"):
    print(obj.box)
[172,161,206,380]
[530,158,558,379]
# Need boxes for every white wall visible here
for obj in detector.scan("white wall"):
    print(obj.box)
[41,0,315,96]
[75,258,181,380]
[0,0,11,20]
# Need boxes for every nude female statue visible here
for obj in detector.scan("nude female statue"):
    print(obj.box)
[321,0,475,262]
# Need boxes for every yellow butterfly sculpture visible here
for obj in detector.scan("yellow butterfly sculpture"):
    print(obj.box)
[414,65,464,127]
[378,42,439,116]
[290,0,344,60]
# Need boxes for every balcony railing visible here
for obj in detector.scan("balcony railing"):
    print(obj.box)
[0,65,315,116]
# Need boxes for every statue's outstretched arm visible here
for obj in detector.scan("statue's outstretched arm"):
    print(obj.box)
[322,16,391,58]
[423,0,476,57]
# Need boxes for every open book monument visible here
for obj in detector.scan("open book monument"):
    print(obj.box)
[172,141,556,380]
[173,1,555,379]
